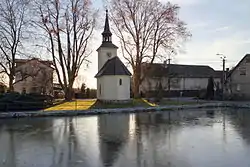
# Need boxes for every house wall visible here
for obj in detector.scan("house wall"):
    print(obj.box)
[97,75,130,101]
[180,78,221,90]
[140,77,221,93]
[228,58,250,98]
[140,78,181,92]
[97,47,118,71]
[13,60,54,95]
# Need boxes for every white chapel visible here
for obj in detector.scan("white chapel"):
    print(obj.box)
[95,10,131,102]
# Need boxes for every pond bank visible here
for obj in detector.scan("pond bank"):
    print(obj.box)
[0,101,249,119]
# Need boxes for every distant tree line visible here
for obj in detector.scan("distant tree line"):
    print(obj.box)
[74,83,96,99]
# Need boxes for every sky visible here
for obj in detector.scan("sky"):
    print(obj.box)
[80,0,250,89]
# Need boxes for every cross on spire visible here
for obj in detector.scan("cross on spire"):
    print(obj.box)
[102,9,112,43]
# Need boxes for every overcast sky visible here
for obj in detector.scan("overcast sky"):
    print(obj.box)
[81,0,250,89]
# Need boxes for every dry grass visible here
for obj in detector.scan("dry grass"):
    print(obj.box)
[45,99,97,111]
[45,98,201,111]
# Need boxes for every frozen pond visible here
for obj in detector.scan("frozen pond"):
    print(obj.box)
[1,108,250,167]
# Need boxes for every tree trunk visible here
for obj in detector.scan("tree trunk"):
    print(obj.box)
[133,73,141,98]
[9,75,14,92]
[65,87,73,101]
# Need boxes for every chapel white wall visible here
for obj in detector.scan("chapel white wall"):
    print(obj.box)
[97,48,117,71]
[97,75,130,101]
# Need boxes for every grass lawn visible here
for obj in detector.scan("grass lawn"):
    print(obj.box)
[45,99,155,111]
[157,99,203,106]
[45,98,202,111]
[91,99,157,109]
[45,99,97,111]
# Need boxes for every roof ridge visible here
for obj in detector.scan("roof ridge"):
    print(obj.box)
[95,56,131,77]
[146,62,213,68]
[227,54,250,78]
[15,58,54,70]
[145,62,220,78]
[109,56,117,60]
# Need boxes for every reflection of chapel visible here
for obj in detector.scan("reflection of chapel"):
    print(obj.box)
[95,10,131,101]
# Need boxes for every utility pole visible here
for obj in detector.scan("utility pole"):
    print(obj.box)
[217,53,226,100]
[167,57,171,94]
[222,56,226,100]
[164,51,174,97]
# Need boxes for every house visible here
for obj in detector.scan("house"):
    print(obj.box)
[226,54,250,99]
[0,82,7,93]
[95,10,132,102]
[13,58,54,95]
[140,63,222,97]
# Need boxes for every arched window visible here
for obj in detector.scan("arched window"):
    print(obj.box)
[119,79,122,86]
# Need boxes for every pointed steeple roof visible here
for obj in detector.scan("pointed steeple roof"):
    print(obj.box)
[102,10,112,36]
[97,9,118,50]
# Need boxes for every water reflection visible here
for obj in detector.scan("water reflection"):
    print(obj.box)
[228,109,250,145]
[0,119,53,167]
[50,117,80,167]
[98,114,129,167]
[1,109,250,167]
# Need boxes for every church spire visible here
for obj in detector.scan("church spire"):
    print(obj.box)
[102,9,112,43]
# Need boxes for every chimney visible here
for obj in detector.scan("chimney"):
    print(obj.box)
[163,61,167,68]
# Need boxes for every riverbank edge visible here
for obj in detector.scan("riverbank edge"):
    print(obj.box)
[0,102,248,119]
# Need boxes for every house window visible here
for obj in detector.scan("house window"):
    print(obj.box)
[31,87,37,93]
[239,67,246,75]
[22,88,26,94]
[236,84,241,91]
[41,87,46,95]
[119,79,122,85]
[16,72,21,81]
[99,84,101,95]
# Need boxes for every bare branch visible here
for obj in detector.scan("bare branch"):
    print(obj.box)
[109,0,190,97]
[0,0,30,91]
[36,0,96,100]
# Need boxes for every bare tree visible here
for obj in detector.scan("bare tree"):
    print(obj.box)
[0,0,30,91]
[109,0,190,98]
[35,0,97,100]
